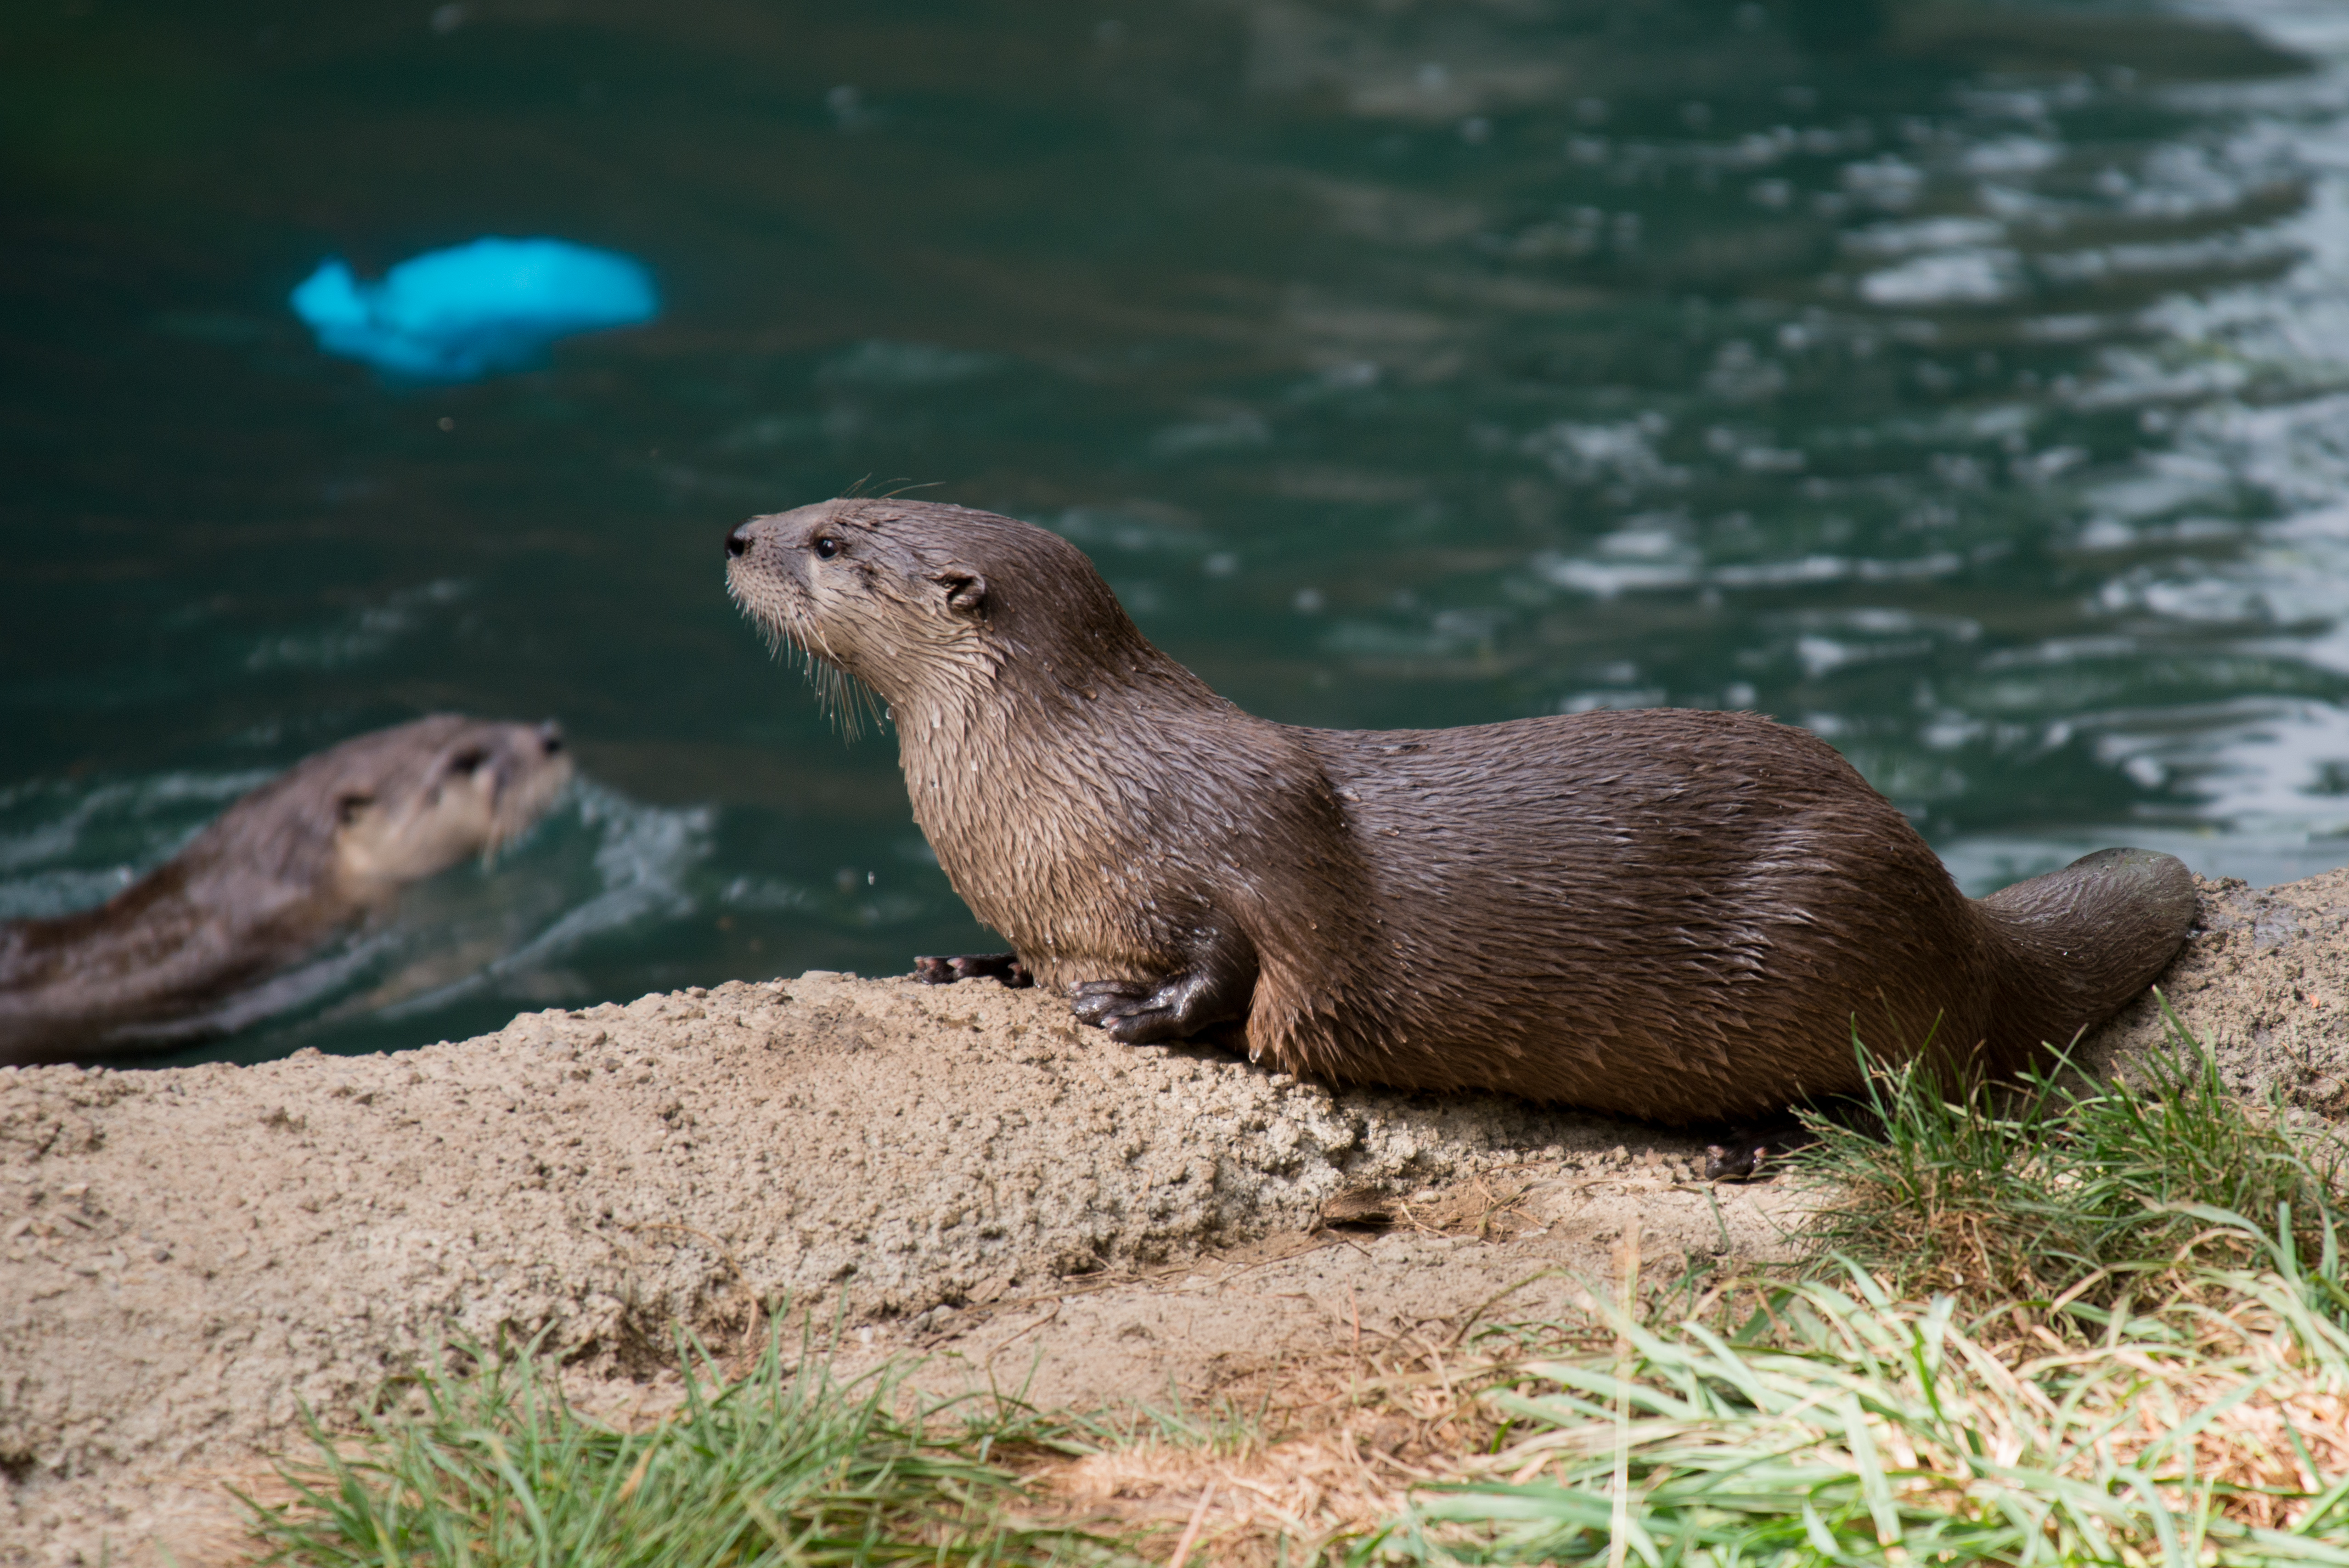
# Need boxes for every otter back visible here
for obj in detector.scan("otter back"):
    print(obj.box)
[724,498,2197,1126]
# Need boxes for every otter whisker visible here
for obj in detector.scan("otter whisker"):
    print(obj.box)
[783,612,884,742]
[727,567,863,733]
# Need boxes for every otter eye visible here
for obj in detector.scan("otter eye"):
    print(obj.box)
[336,793,375,827]
[812,536,841,560]
[448,747,488,776]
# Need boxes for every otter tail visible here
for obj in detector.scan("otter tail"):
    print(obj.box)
[1973,846,2197,1068]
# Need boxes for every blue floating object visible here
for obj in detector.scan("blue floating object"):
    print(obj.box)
[289,237,659,381]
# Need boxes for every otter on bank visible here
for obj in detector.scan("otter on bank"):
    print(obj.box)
[0,716,572,1066]
[725,499,2195,1168]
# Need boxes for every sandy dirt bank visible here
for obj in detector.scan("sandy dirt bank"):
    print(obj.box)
[6,865,2349,1563]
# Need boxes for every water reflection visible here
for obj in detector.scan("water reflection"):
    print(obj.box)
[6,0,2349,1060]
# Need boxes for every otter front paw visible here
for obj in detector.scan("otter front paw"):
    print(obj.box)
[1068,936,1256,1045]
[1069,979,1189,1043]
[913,953,1033,988]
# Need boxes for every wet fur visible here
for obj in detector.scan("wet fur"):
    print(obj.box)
[0,716,571,1065]
[727,499,2196,1125]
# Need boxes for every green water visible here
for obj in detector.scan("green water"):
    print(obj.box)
[7,0,2349,1065]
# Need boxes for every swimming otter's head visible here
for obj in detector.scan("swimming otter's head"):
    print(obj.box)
[0,714,577,1064]
[724,498,1171,719]
[322,716,574,897]
[199,715,575,908]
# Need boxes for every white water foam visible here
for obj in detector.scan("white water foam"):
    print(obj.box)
[0,761,715,1039]
[377,779,715,1019]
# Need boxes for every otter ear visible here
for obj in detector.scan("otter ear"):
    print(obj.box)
[929,567,988,617]
[336,792,376,828]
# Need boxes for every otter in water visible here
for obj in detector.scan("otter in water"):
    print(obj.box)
[0,716,572,1066]
[725,499,2195,1160]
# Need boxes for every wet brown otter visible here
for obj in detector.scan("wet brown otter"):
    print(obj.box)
[725,499,2195,1145]
[0,716,572,1066]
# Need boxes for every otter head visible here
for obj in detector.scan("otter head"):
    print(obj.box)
[724,498,1159,720]
[308,716,575,900]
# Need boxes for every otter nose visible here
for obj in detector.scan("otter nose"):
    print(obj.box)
[536,721,564,756]
[726,522,754,558]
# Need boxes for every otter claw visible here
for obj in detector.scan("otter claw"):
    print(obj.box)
[1070,940,1256,1044]
[1069,980,1189,1044]
[913,953,1033,988]
[1068,979,1148,1022]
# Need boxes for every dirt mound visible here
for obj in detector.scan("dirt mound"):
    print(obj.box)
[0,971,1719,1555]
[2084,865,2349,1105]
[7,865,2346,1564]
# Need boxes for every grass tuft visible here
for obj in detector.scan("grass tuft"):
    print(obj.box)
[1797,999,2349,1312]
[1398,1243,2349,1566]
[1368,1013,2349,1567]
[238,1327,1124,1567]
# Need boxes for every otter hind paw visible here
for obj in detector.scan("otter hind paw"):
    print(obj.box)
[913,953,1033,988]
[1702,1139,1772,1183]
[1702,1117,1815,1182]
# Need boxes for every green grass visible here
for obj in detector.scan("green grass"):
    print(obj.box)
[1368,1010,2349,1567]
[239,1329,1126,1568]
[1797,998,2349,1313]
[1392,1242,2349,1566]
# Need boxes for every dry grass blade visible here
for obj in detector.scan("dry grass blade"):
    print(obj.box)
[1397,1231,2349,1566]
